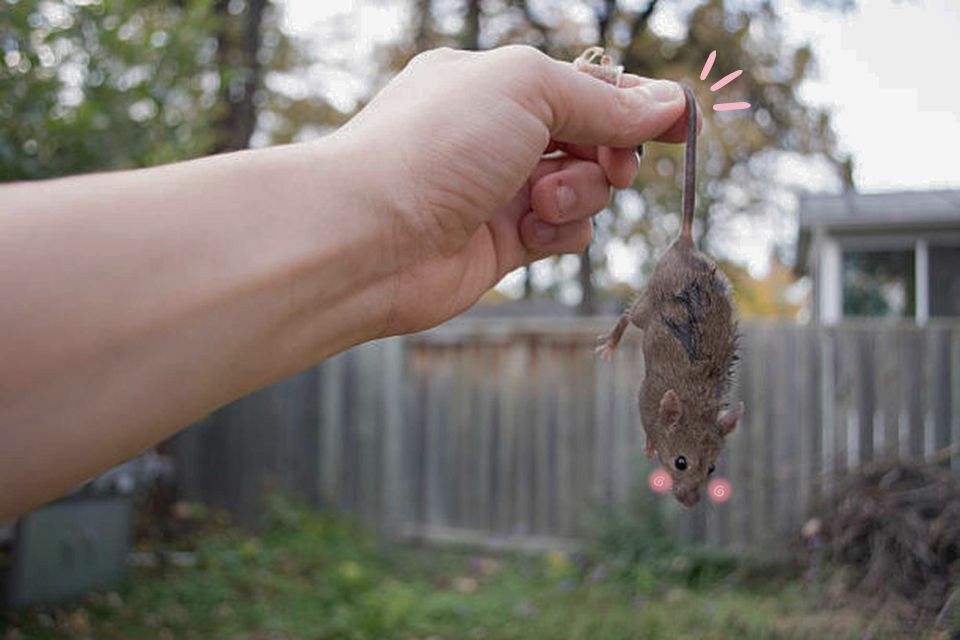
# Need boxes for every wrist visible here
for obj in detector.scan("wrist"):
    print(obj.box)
[250,134,402,351]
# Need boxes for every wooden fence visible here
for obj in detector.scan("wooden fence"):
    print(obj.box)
[172,319,960,552]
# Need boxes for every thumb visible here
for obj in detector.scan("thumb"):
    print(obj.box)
[536,57,687,147]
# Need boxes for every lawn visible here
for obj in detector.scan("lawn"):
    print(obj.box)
[1,498,909,639]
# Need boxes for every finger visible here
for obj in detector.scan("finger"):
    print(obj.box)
[518,212,592,259]
[597,146,639,189]
[484,190,532,279]
[538,56,686,147]
[530,160,611,224]
[619,74,703,143]
[529,155,565,183]
[545,141,597,161]
[546,141,638,188]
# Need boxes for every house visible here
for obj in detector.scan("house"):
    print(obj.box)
[797,189,960,324]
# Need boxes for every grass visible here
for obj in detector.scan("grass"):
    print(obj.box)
[1,497,911,639]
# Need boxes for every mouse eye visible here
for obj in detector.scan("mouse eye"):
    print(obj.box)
[674,456,688,471]
[708,463,716,475]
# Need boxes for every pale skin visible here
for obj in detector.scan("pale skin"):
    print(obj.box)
[0,46,694,521]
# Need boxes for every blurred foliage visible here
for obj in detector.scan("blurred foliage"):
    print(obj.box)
[588,471,676,570]
[0,495,901,639]
[586,468,801,594]
[388,0,855,310]
[0,0,220,180]
[1,0,856,313]
[0,0,340,181]
[722,255,804,319]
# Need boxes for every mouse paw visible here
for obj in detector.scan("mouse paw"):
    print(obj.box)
[594,333,620,360]
[594,340,616,361]
[644,439,656,459]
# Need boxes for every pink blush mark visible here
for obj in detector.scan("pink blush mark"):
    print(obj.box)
[699,50,717,81]
[710,69,743,92]
[713,102,751,112]
[648,468,673,494]
[708,477,732,503]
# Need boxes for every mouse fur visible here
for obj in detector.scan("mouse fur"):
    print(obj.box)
[595,84,744,508]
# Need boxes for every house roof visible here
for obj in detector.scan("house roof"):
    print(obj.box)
[799,189,960,230]
[795,188,960,277]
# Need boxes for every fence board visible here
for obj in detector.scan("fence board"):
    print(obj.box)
[173,319,960,553]
[904,330,926,457]
[930,327,953,463]
[495,346,518,533]
[857,329,876,464]
[952,333,960,475]
[731,326,753,551]
[556,345,576,536]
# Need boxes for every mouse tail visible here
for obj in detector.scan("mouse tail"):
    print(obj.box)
[680,84,698,242]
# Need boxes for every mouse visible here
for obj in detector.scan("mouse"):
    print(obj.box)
[592,78,744,508]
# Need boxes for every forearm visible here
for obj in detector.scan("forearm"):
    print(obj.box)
[0,135,389,519]
[0,44,688,520]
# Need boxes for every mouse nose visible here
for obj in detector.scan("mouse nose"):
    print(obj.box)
[675,487,701,508]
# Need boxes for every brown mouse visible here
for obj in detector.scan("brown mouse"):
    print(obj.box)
[595,84,743,508]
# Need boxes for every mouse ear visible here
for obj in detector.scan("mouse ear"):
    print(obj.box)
[658,389,683,426]
[717,402,744,436]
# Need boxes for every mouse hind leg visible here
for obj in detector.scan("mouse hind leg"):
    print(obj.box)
[595,313,629,360]
[595,292,650,359]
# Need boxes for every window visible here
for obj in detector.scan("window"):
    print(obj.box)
[930,245,960,317]
[841,249,915,319]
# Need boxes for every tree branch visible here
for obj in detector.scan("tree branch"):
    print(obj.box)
[621,0,659,69]
[414,0,433,53]
[630,0,660,43]
[462,0,481,50]
[518,0,552,51]
[597,0,616,47]
[215,0,268,152]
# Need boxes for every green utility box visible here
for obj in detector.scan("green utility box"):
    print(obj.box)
[4,495,132,607]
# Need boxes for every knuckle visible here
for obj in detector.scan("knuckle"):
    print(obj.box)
[410,47,456,67]
[431,46,459,60]
[407,49,432,67]
[495,44,548,69]
[578,168,613,215]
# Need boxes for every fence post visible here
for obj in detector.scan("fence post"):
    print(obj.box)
[318,352,345,511]
[382,336,405,534]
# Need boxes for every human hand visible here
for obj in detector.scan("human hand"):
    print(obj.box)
[333,46,694,335]
[0,45,696,518]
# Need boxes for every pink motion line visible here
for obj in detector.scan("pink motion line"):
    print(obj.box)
[713,102,751,112]
[710,69,743,92]
[699,50,717,80]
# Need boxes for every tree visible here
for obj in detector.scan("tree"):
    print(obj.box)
[3,0,857,320]
[0,0,330,178]
[214,0,269,152]
[721,255,804,319]
[0,0,220,181]
[379,0,854,315]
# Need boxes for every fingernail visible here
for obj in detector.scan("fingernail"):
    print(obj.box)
[533,221,558,244]
[642,80,682,103]
[556,184,576,217]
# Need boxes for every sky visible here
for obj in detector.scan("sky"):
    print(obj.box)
[278,0,960,278]
[780,0,960,192]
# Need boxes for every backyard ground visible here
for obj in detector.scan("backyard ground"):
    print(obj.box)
[0,498,918,640]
